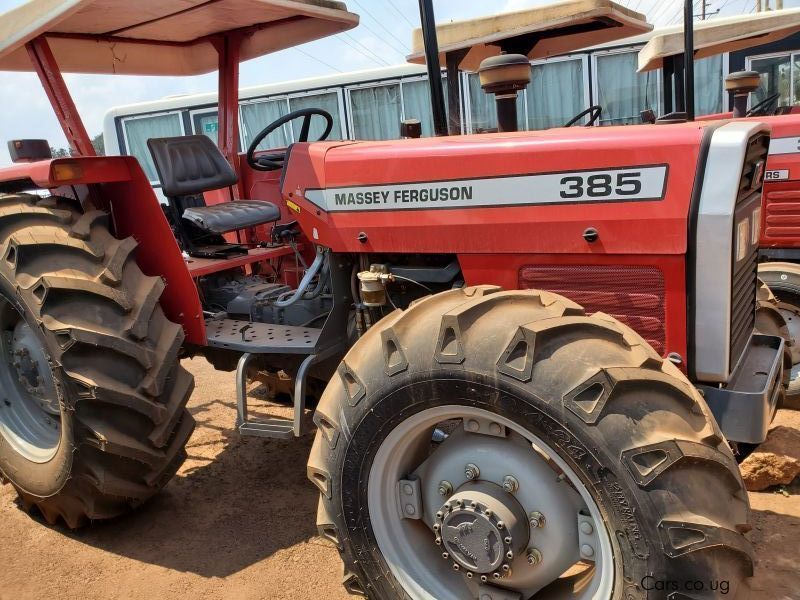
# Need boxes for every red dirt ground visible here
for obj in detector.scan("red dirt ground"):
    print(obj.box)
[0,357,798,600]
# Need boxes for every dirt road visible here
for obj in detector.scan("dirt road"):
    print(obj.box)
[1,357,798,600]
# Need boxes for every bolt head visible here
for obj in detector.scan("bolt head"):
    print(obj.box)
[502,475,519,493]
[464,463,480,480]
[527,548,543,566]
[581,544,595,558]
[529,511,545,528]
[580,521,593,535]
[437,480,453,497]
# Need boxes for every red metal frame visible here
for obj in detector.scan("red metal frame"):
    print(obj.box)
[25,37,95,157]
[213,33,244,178]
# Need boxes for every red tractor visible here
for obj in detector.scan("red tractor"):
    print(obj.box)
[0,1,776,598]
[637,8,800,401]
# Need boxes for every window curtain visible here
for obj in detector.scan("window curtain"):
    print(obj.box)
[124,113,182,182]
[467,73,524,132]
[527,59,585,129]
[400,77,448,137]
[595,52,659,125]
[289,92,344,140]
[694,55,723,116]
[349,84,403,140]
[240,99,289,151]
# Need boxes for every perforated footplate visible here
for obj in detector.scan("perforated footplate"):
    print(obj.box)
[205,319,321,354]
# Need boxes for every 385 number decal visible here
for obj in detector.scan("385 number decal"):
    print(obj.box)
[560,172,643,199]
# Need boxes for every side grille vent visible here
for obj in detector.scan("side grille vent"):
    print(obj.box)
[519,265,666,355]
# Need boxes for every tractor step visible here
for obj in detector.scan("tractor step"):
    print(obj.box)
[238,419,295,439]
[234,343,344,440]
[205,318,321,354]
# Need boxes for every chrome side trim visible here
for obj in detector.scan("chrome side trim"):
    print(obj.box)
[693,121,770,383]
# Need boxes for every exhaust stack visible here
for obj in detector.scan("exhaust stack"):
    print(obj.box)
[725,71,762,118]
[478,54,531,133]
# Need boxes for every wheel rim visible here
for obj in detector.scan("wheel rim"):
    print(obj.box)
[368,406,615,600]
[0,294,61,463]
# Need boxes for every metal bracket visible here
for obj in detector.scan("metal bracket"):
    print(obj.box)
[397,478,423,520]
[578,511,599,562]
[462,415,508,438]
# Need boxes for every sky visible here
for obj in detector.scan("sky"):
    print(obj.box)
[0,0,787,164]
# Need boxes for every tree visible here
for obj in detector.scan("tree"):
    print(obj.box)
[49,133,104,158]
[91,133,104,155]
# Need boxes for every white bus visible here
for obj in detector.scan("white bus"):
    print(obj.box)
[103,17,800,190]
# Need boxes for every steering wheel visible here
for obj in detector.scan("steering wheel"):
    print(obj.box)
[246,107,333,171]
[565,105,602,127]
[747,93,781,117]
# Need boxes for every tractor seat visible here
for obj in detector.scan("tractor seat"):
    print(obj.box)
[182,200,280,234]
[148,135,280,235]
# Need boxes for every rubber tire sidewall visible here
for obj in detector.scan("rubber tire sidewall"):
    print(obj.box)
[0,274,76,498]
[337,373,660,600]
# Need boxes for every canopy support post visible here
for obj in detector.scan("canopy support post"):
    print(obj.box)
[214,33,244,175]
[26,37,95,157]
[418,0,448,137]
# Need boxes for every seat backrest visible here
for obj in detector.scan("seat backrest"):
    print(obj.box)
[147,135,238,197]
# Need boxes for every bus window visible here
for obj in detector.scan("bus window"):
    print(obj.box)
[288,91,344,140]
[400,77,447,137]
[594,51,660,125]
[192,110,219,139]
[527,58,585,129]
[241,98,290,151]
[122,112,183,182]
[694,55,723,116]
[467,72,524,133]
[749,54,792,108]
[348,83,402,140]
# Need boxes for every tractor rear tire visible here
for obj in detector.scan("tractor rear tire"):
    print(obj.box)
[758,263,800,407]
[308,286,753,599]
[0,193,195,528]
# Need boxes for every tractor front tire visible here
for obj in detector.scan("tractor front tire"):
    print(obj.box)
[758,263,800,407]
[309,286,753,599]
[0,193,195,528]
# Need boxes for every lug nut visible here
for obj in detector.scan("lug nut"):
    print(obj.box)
[438,480,453,497]
[465,463,480,480]
[529,511,545,529]
[527,548,543,566]
[502,475,519,493]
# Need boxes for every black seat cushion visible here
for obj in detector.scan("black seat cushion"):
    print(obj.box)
[183,201,281,234]
[148,135,238,197]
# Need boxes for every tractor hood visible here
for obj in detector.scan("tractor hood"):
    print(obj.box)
[0,0,359,75]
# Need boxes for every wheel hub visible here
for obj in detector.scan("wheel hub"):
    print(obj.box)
[9,321,58,414]
[435,483,529,578]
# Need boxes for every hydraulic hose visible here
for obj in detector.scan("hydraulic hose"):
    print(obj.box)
[274,247,326,308]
